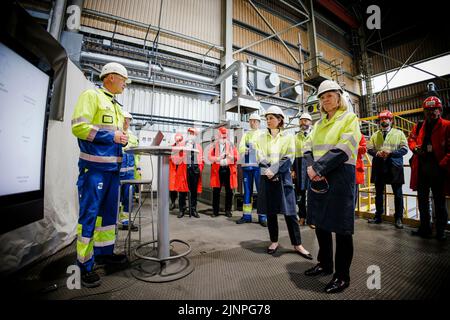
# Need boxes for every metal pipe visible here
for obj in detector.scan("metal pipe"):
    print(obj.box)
[375,34,429,101]
[306,0,320,77]
[257,82,300,101]
[213,60,248,96]
[298,32,305,110]
[297,0,310,16]
[244,62,317,92]
[83,8,224,52]
[237,61,247,96]
[367,48,449,83]
[131,77,219,96]
[156,65,215,83]
[49,0,67,40]
[81,51,148,69]
[232,19,309,55]
[280,0,309,19]
[247,0,300,65]
[80,51,215,83]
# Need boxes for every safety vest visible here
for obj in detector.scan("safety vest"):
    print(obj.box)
[368,128,408,153]
[305,110,361,166]
[295,129,311,158]
[256,129,295,169]
[121,130,139,176]
[71,88,125,171]
[238,129,262,166]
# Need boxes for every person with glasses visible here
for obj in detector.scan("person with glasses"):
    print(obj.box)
[71,62,131,287]
[303,80,361,294]
[255,105,312,260]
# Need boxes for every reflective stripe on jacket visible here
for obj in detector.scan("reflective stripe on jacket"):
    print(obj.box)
[238,129,262,167]
[367,128,408,184]
[121,130,138,178]
[71,88,125,171]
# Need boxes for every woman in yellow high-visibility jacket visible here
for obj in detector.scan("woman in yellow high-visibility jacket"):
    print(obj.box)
[256,105,312,260]
[303,80,361,294]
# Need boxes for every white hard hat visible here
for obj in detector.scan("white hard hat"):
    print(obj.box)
[265,105,285,119]
[100,62,131,84]
[299,113,312,121]
[317,80,342,98]
[248,113,261,121]
[122,110,133,119]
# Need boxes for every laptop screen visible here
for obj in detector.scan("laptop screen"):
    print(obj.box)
[151,131,164,146]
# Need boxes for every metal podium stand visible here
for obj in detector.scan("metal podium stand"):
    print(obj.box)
[125,146,197,282]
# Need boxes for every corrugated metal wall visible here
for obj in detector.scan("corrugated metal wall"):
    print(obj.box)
[372,76,450,121]
[233,0,359,94]
[81,0,222,59]
[370,34,450,75]
[116,85,240,129]
[233,0,308,49]
[117,85,220,124]
[234,25,301,67]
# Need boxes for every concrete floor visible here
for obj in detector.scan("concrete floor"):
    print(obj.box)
[5,199,450,300]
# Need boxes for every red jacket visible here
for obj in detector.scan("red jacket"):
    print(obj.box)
[208,141,239,189]
[171,142,204,193]
[356,135,367,185]
[408,118,450,195]
[169,142,182,191]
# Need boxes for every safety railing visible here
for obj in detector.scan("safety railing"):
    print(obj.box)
[359,108,422,137]
[355,157,450,230]
[392,115,416,136]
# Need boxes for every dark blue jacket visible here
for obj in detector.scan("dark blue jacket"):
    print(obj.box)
[257,157,297,216]
[305,148,356,235]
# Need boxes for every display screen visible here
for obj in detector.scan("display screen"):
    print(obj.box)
[0,42,49,196]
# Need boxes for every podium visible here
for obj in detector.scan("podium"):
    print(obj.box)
[125,146,198,282]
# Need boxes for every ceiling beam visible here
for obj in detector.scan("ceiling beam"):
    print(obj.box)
[316,0,359,29]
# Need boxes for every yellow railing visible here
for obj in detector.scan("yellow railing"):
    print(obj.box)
[355,160,449,229]
[359,108,422,137]
[392,115,416,136]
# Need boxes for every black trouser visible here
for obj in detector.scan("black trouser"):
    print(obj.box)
[417,155,448,236]
[179,165,200,214]
[267,214,302,245]
[375,180,403,220]
[296,189,307,219]
[212,167,233,214]
[170,191,178,204]
[315,227,353,282]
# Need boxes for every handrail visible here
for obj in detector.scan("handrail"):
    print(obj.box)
[356,161,449,229]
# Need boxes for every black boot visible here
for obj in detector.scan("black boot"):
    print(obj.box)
[170,202,176,210]
[368,215,382,224]
[178,209,185,218]
[191,208,200,218]
[81,270,101,288]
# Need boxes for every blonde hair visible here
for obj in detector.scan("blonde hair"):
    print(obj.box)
[319,91,349,114]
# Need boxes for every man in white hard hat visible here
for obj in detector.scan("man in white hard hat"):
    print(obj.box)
[71,62,130,288]
[119,111,140,231]
[237,113,267,227]
[292,113,313,226]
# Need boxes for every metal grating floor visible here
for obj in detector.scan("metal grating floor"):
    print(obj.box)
[5,202,450,300]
